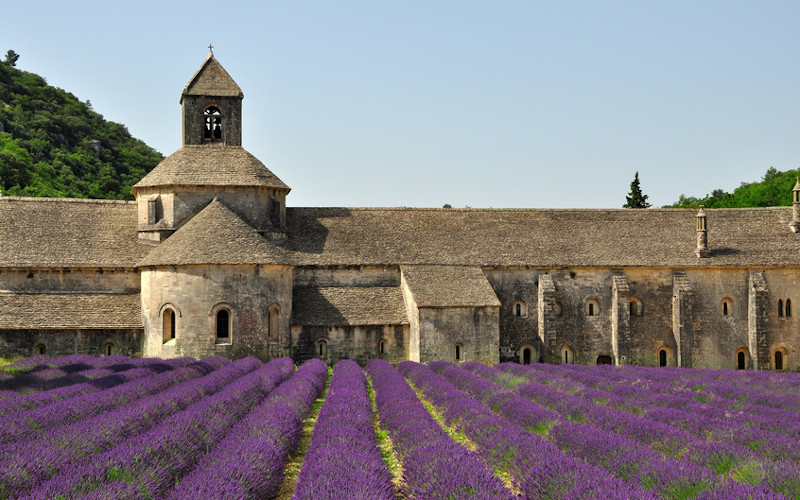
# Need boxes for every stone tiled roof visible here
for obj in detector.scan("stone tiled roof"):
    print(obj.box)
[286,207,800,268]
[132,146,290,190]
[138,198,294,267]
[0,197,147,268]
[0,292,142,329]
[4,197,800,271]
[292,286,408,326]
[401,265,501,308]
[182,53,243,98]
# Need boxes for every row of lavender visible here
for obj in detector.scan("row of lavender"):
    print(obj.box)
[4,353,800,499]
[0,355,329,499]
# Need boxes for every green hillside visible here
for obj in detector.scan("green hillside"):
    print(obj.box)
[669,167,800,208]
[0,52,162,199]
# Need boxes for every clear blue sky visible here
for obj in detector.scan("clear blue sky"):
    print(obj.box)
[5,1,800,208]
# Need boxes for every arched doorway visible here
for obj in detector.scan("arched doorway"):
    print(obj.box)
[596,355,613,365]
[561,346,575,364]
[519,344,536,365]
[659,349,667,367]
[775,350,784,370]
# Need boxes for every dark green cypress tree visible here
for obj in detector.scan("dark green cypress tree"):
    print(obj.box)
[624,171,651,208]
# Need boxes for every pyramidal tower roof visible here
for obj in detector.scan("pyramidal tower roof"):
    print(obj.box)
[181,48,243,101]
[138,198,293,267]
[133,50,289,192]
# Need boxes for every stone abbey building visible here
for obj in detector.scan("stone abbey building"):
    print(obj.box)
[1,52,799,371]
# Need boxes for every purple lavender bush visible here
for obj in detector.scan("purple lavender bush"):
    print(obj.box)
[293,360,394,500]
[24,357,295,500]
[169,358,328,500]
[366,359,516,500]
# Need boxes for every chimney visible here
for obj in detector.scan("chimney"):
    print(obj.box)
[791,178,800,233]
[696,206,709,258]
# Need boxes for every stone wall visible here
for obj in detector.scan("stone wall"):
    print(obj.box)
[290,324,408,366]
[763,268,800,370]
[141,264,292,360]
[294,266,399,287]
[136,185,286,236]
[0,329,142,358]
[682,269,749,369]
[488,268,679,367]
[417,306,500,364]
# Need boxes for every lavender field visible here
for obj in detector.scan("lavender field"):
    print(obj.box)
[1,355,799,499]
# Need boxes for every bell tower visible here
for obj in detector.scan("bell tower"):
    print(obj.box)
[180,45,243,147]
[132,49,290,245]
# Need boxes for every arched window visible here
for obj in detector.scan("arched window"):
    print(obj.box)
[721,297,733,317]
[268,305,279,338]
[203,105,222,140]
[455,343,464,362]
[104,343,114,356]
[34,343,45,355]
[513,300,527,318]
[629,297,643,317]
[659,349,667,367]
[561,346,575,364]
[163,308,176,344]
[775,350,784,370]
[586,299,599,317]
[779,299,784,318]
[216,309,230,342]
[317,339,328,358]
[787,299,792,318]
[379,338,387,355]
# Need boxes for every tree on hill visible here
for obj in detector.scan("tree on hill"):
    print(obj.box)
[669,166,800,208]
[623,171,651,208]
[3,50,19,67]
[0,52,162,199]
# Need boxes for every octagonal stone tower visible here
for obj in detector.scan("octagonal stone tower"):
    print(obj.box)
[132,50,290,244]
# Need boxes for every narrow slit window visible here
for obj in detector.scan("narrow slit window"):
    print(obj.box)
[779,299,784,318]
[216,309,230,339]
[268,306,279,338]
[787,299,792,318]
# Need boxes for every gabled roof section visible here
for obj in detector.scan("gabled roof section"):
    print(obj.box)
[138,198,293,267]
[401,265,501,308]
[0,292,142,329]
[182,52,243,99]
[0,197,145,268]
[292,286,408,326]
[132,146,289,190]
[286,207,800,268]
